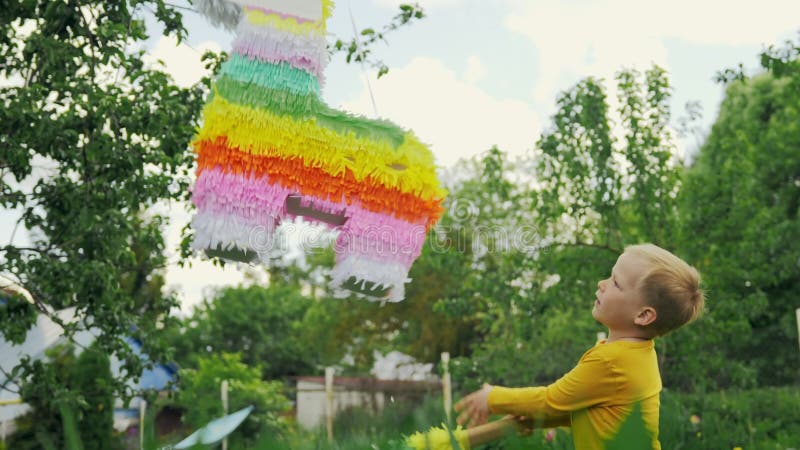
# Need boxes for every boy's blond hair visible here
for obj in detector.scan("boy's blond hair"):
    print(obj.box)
[626,244,705,337]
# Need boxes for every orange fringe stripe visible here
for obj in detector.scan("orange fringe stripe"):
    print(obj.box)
[195,138,444,228]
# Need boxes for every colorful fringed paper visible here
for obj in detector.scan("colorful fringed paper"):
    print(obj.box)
[191,0,446,302]
[405,417,520,450]
[406,425,470,450]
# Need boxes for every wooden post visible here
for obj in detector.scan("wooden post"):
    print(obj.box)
[796,308,800,352]
[325,367,335,443]
[139,399,146,450]
[441,352,452,424]
[221,380,229,450]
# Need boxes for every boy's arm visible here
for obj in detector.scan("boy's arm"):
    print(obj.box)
[488,351,617,420]
[517,414,571,429]
[539,415,571,428]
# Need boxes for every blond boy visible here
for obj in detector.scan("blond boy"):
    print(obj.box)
[454,244,706,450]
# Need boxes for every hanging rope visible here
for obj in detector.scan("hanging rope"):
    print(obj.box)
[348,1,379,118]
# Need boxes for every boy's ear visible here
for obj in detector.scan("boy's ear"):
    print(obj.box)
[634,306,657,327]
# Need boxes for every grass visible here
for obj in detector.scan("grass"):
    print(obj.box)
[27,386,800,449]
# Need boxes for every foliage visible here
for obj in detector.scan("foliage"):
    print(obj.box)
[603,403,651,449]
[0,282,37,345]
[168,284,316,379]
[663,386,800,449]
[0,0,430,415]
[331,4,425,78]
[71,345,115,450]
[252,394,448,450]
[36,385,800,449]
[0,0,209,404]
[285,63,686,383]
[213,386,800,449]
[677,38,800,389]
[7,343,116,450]
[295,215,484,371]
[451,67,684,389]
[7,344,77,449]
[173,352,292,447]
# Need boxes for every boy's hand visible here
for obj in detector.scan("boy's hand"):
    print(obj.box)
[514,415,535,435]
[454,383,492,428]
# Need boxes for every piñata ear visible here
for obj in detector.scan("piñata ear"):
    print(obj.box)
[193,0,242,31]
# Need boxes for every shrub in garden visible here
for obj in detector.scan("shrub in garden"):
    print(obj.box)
[173,352,291,447]
[666,386,800,449]
[71,345,115,450]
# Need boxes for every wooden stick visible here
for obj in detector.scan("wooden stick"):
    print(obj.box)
[325,367,335,443]
[466,416,518,447]
[221,380,229,450]
[442,352,452,425]
[796,308,800,353]
[139,399,146,450]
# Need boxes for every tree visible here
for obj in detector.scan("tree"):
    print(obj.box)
[1,0,429,407]
[292,67,684,385]
[72,345,115,450]
[330,4,425,78]
[289,149,520,374]
[170,284,315,379]
[6,344,77,450]
[678,38,800,389]
[448,67,685,389]
[1,0,208,400]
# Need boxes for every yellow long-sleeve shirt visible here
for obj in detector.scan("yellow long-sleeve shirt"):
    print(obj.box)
[488,339,662,450]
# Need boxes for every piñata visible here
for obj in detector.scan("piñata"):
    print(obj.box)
[190,0,446,302]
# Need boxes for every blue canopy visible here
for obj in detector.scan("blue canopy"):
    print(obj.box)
[125,337,178,391]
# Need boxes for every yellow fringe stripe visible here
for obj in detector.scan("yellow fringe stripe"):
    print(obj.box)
[245,7,325,36]
[195,95,446,200]
[322,0,334,22]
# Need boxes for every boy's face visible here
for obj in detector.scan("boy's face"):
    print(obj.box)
[592,252,648,331]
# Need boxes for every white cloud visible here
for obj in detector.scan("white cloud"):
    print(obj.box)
[504,0,800,105]
[505,2,671,106]
[143,35,221,88]
[506,0,800,47]
[463,55,488,84]
[339,57,540,168]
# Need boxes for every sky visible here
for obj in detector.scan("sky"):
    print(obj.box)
[4,1,800,314]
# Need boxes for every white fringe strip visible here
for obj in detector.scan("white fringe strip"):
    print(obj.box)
[191,210,279,261]
[329,255,410,302]
[192,211,414,302]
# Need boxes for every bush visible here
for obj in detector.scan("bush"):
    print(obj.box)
[663,386,800,449]
[72,346,115,450]
[254,394,448,450]
[172,352,292,447]
[6,343,118,450]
